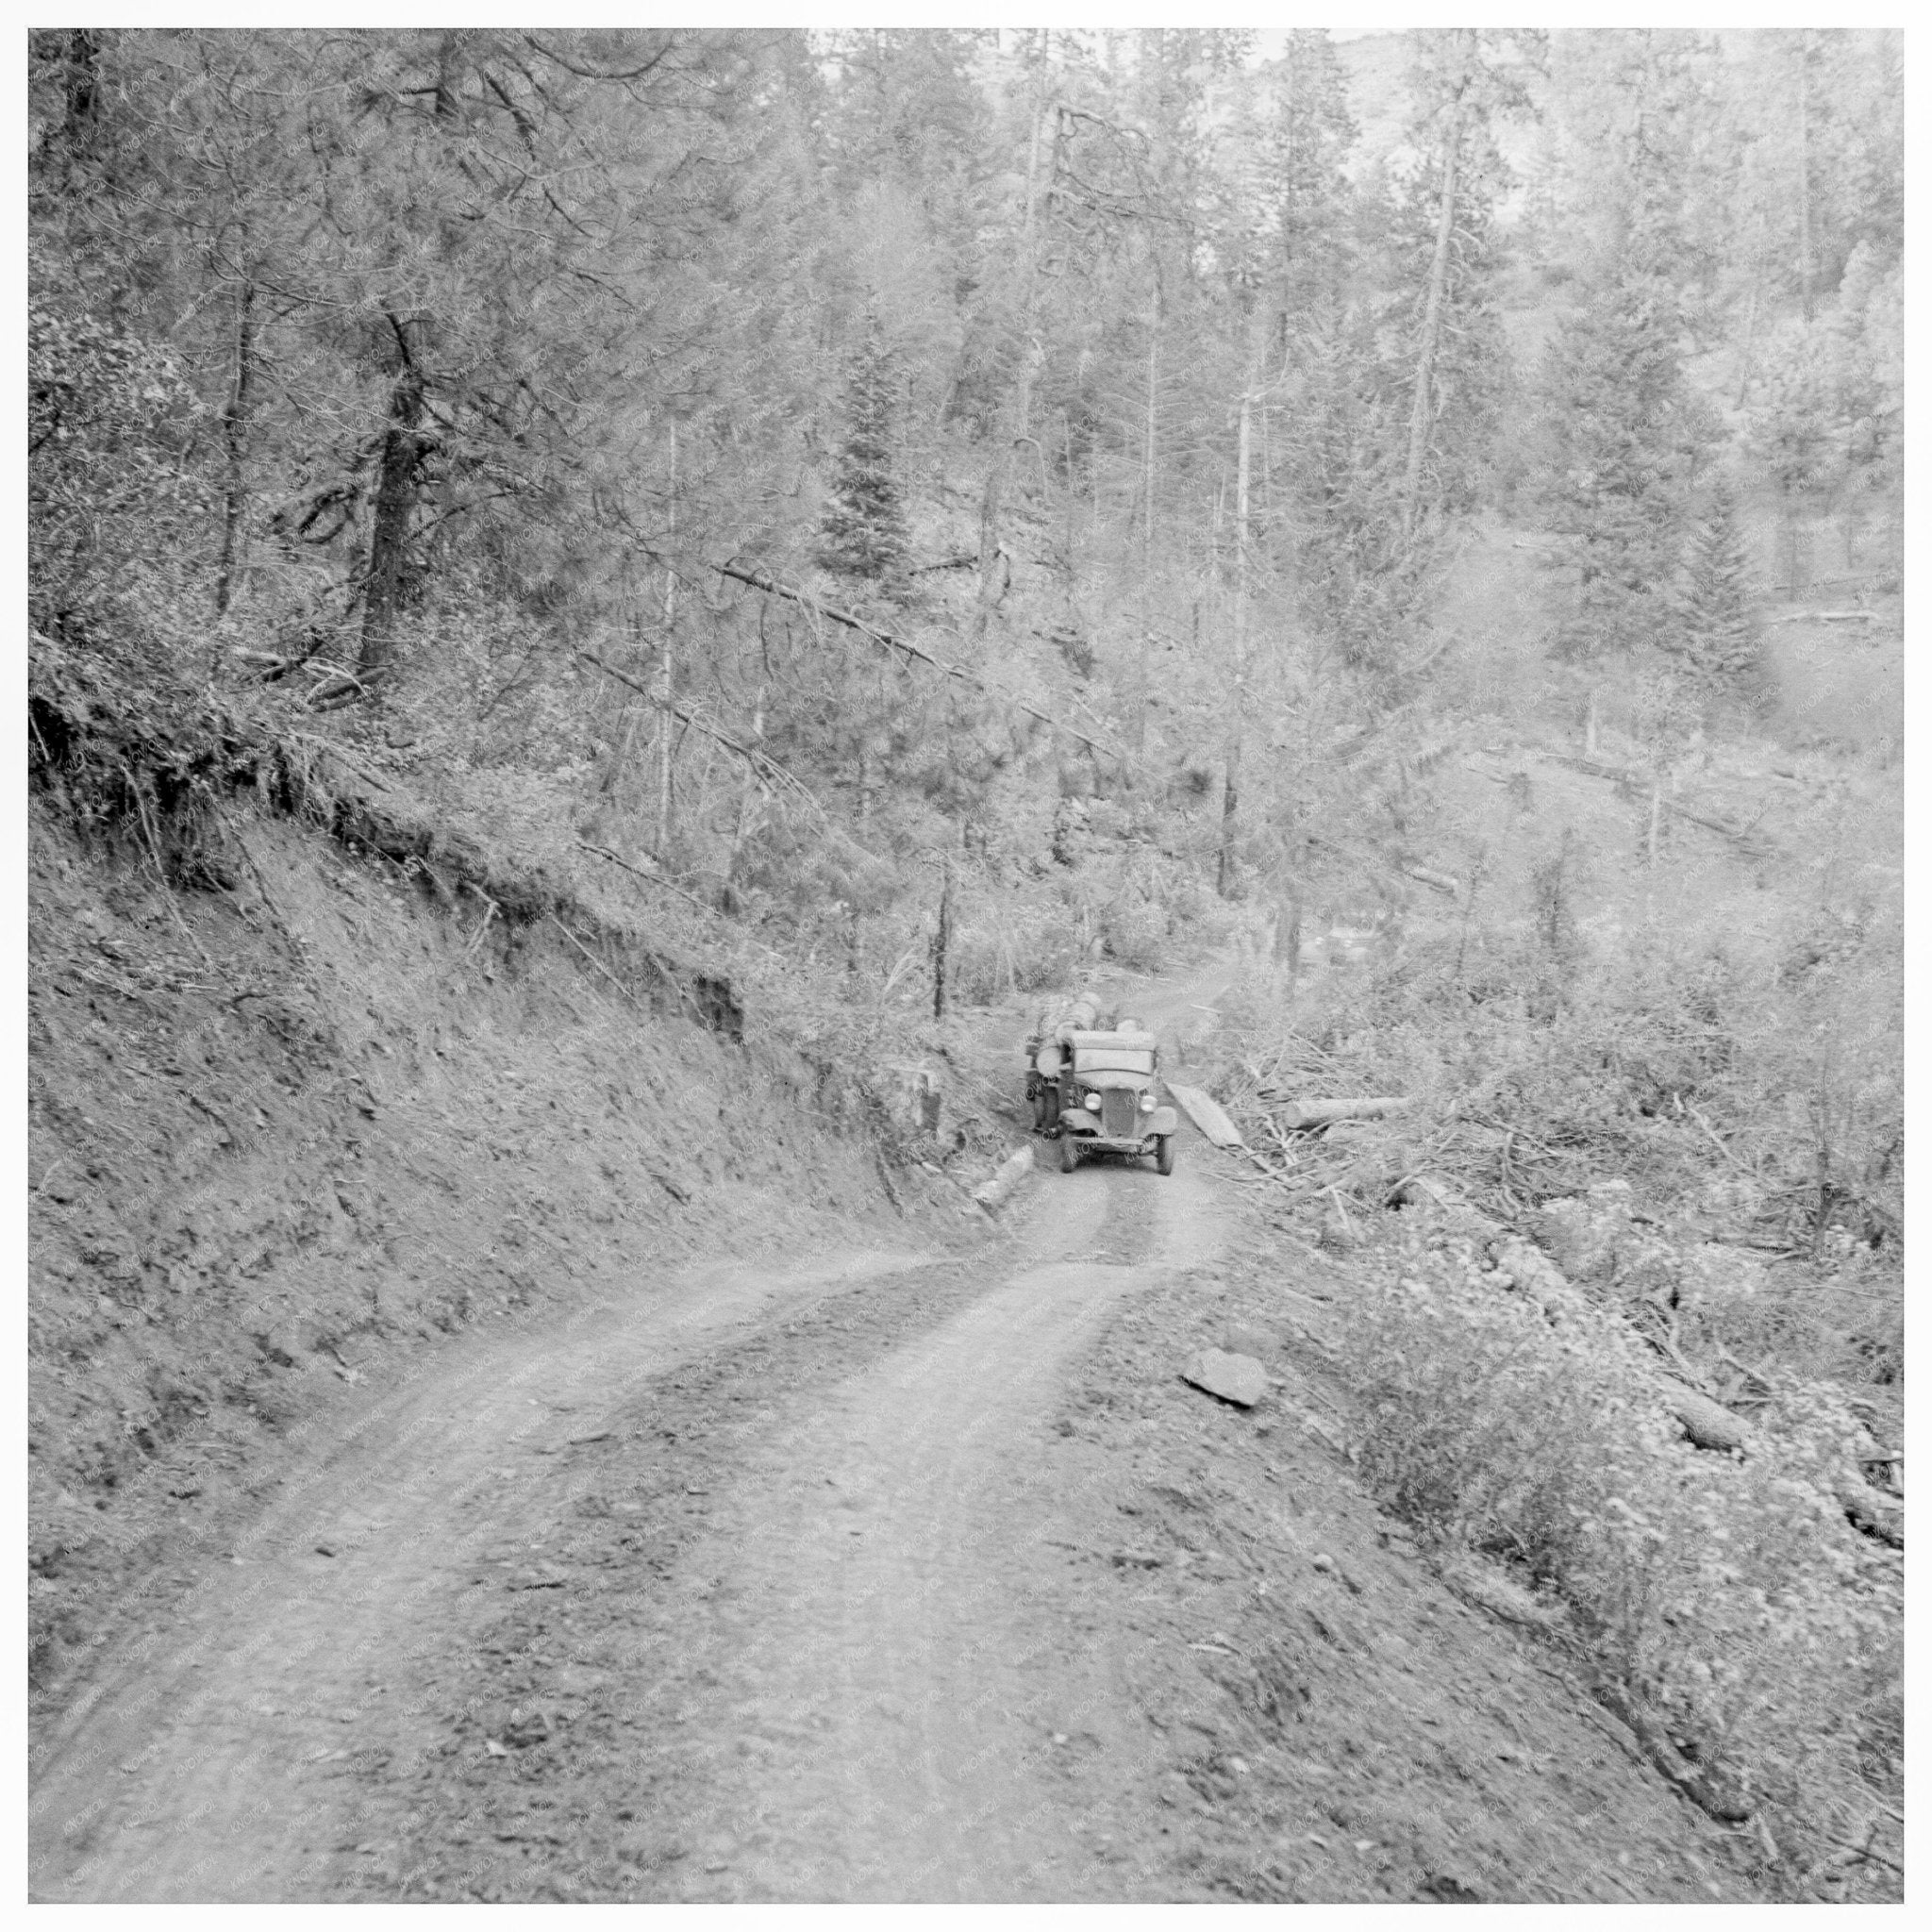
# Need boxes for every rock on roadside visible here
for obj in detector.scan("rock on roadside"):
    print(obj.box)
[1180,1348,1267,1408]
[973,1146,1038,1213]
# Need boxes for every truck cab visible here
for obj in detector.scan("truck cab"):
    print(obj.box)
[1026,1024,1179,1175]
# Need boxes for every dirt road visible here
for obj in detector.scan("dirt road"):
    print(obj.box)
[29,1119,1228,1902]
[30,953,1751,1906]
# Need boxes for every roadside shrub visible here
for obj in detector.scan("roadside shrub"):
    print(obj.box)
[1336,1230,1903,1892]
[1099,895,1167,972]
[948,888,1086,1004]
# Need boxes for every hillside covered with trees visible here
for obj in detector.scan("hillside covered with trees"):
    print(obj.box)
[29,26,1903,1902]
[29,27,1903,941]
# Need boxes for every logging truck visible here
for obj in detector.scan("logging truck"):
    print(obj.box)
[1024,1000,1178,1175]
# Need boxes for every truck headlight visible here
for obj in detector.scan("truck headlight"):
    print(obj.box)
[1084,1091,1101,1111]
[1140,1091,1156,1112]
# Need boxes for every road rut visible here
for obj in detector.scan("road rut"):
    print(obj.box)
[31,1124,1223,1902]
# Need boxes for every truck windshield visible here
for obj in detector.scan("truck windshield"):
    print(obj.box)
[1073,1049,1154,1075]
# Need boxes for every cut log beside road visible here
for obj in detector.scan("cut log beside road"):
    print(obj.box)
[1661,1380,1750,1454]
[1661,1380,1903,1546]
[972,1146,1037,1214]
[1166,1082,1244,1149]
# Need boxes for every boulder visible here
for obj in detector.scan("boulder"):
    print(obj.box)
[1181,1348,1268,1408]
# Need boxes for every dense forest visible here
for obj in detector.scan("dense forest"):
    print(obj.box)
[28,27,1903,1899]
[27,28,1902,948]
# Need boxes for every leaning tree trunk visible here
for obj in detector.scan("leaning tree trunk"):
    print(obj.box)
[1401,50,1469,544]
[214,276,257,618]
[931,858,953,1022]
[975,75,1046,639]
[658,422,677,855]
[1219,387,1254,898]
[358,360,426,686]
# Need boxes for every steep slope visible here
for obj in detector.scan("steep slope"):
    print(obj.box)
[27,790,965,1710]
[29,1085,1763,1905]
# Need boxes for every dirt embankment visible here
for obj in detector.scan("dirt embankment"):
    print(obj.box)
[26,796,966,1708]
[27,729,1790,1906]
[30,885,1772,1903]
[30,1105,1759,1905]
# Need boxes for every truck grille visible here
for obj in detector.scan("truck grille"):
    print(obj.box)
[1102,1090,1139,1138]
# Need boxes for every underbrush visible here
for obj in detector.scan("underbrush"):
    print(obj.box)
[1211,908,1903,1387]
[1334,1229,1902,1898]
[1212,886,1905,1896]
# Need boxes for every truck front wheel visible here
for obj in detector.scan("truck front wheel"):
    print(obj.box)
[1156,1135,1175,1176]
[1059,1132,1080,1174]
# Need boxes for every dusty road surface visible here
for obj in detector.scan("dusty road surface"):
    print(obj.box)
[32,959,1751,1905]
[29,1111,1233,1902]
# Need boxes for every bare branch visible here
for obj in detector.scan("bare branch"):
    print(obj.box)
[524,32,673,83]
[710,564,1119,758]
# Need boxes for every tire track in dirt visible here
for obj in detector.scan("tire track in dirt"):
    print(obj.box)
[29,1115,1216,1903]
[31,951,1234,1903]
[625,1148,1225,1901]
[26,1243,941,1902]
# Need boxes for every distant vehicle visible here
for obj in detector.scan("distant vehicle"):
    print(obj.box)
[1024,1019,1178,1175]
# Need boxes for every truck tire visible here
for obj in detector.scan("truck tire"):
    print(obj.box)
[1156,1135,1175,1176]
[1059,1132,1080,1174]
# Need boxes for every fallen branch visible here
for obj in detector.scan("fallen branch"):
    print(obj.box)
[712,561,1117,757]
[1684,1101,1741,1172]
[575,841,713,917]
[1260,1095,1411,1130]
[544,909,642,1009]
[291,734,391,794]
[303,663,367,709]
[576,650,821,813]
[231,646,308,682]
[1542,753,1775,855]
[1595,1682,1753,1824]
[462,890,499,959]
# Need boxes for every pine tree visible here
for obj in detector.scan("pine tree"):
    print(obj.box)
[1539,33,1714,661]
[1394,28,1541,542]
[1673,474,1762,686]
[819,314,909,595]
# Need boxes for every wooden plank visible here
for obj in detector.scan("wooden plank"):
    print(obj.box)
[1166,1081,1244,1149]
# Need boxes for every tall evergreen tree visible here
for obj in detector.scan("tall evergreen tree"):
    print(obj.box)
[818,314,909,595]
[1672,473,1762,688]
[1539,32,1714,660]
[1392,28,1540,543]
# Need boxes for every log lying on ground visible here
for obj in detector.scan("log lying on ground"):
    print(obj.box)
[1661,1381,1903,1545]
[1259,1094,1411,1131]
[972,1145,1037,1213]
[1542,753,1775,857]
[1402,863,1461,896]
[1836,1476,1904,1548]
[1661,1380,1751,1453]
